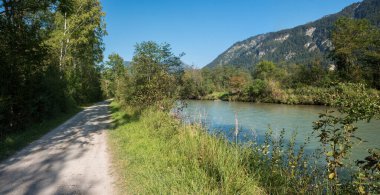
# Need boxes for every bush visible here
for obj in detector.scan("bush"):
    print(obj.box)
[244,79,266,101]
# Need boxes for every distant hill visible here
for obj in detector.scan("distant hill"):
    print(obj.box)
[124,60,190,68]
[124,61,130,67]
[205,0,380,69]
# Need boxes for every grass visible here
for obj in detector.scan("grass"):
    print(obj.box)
[198,83,380,106]
[108,102,265,194]
[0,107,82,161]
[109,100,379,194]
[201,91,229,101]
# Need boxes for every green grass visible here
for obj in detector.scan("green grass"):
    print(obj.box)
[108,102,265,194]
[110,100,380,194]
[202,91,229,100]
[0,107,82,161]
[108,102,336,194]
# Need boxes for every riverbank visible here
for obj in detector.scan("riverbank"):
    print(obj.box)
[108,102,268,194]
[109,97,380,194]
[108,102,337,194]
[193,84,380,106]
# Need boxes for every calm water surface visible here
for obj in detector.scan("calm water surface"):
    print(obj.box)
[182,100,380,161]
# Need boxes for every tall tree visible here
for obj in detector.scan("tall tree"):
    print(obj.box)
[47,0,106,103]
[0,0,106,139]
[127,41,184,109]
[331,17,380,88]
[252,61,278,80]
[0,0,66,138]
[100,53,126,100]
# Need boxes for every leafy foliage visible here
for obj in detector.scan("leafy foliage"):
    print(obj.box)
[101,42,184,110]
[100,53,126,100]
[332,17,380,88]
[0,0,105,139]
[355,148,380,194]
[313,83,380,192]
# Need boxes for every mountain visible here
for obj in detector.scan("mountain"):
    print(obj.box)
[124,61,131,67]
[205,0,380,69]
[124,60,190,68]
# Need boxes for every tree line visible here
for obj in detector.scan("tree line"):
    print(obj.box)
[179,17,380,103]
[100,17,380,109]
[0,0,105,139]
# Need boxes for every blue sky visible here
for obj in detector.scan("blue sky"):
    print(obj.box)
[101,0,360,68]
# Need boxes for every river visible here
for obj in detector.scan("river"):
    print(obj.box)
[181,100,380,161]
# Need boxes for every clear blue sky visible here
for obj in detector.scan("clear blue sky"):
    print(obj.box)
[101,0,360,68]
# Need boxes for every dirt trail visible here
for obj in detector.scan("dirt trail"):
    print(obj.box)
[0,101,115,195]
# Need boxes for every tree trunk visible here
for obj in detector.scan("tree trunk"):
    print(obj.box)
[59,12,68,72]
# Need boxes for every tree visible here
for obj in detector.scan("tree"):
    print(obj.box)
[126,41,184,109]
[0,0,106,139]
[47,0,106,104]
[180,67,206,99]
[244,79,266,100]
[0,0,67,138]
[291,59,331,87]
[229,72,251,94]
[100,53,126,100]
[252,61,278,80]
[331,17,380,88]
[361,29,380,89]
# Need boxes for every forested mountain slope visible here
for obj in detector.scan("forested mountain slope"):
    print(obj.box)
[205,0,380,69]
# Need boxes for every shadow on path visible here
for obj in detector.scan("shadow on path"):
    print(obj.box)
[0,101,114,195]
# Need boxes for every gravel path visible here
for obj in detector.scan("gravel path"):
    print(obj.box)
[0,101,115,195]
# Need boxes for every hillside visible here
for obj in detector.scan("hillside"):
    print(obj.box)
[205,0,380,69]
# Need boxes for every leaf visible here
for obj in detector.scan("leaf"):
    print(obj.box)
[328,172,335,180]
[358,186,366,194]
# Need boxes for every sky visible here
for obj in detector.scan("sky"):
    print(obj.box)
[101,0,360,68]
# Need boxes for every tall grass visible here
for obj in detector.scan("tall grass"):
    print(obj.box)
[109,102,334,194]
[110,97,380,194]
[108,102,264,194]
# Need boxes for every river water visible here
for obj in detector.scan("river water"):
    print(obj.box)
[181,100,380,161]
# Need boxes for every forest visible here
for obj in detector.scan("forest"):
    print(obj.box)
[0,0,105,141]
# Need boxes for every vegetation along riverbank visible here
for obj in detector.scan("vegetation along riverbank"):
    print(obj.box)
[103,38,379,193]
[179,17,380,105]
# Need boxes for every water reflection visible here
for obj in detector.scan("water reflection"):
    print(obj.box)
[181,100,380,161]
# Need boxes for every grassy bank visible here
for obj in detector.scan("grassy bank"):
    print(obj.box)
[0,107,82,161]
[108,102,332,194]
[196,84,380,106]
[108,102,264,194]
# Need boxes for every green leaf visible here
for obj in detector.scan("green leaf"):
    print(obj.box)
[328,172,335,180]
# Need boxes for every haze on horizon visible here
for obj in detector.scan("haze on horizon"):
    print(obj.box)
[102,0,360,68]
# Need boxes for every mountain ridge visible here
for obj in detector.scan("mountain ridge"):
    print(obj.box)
[204,0,379,69]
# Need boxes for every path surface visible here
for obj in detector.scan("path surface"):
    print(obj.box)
[0,101,115,195]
